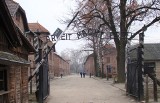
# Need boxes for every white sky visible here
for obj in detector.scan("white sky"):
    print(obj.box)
[14,0,160,54]
[14,0,86,54]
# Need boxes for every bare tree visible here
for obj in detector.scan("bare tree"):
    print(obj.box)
[63,49,88,73]
[60,49,71,60]
[73,0,160,82]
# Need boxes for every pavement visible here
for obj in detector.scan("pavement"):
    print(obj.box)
[47,74,137,103]
[92,76,126,91]
[29,74,159,103]
[92,76,159,103]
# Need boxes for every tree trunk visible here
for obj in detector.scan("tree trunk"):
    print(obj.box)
[116,42,126,83]
[93,50,98,76]
[102,63,104,78]
[116,0,127,83]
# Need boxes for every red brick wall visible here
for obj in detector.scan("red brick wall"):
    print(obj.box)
[84,56,95,75]
[84,44,117,77]
[53,53,70,77]
[103,52,117,74]
[9,66,29,103]
[53,53,60,76]
[48,50,54,79]
[21,67,29,103]
[8,66,16,103]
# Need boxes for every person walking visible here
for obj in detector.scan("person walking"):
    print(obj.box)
[60,73,63,78]
[90,73,91,78]
[80,72,82,78]
[83,72,85,78]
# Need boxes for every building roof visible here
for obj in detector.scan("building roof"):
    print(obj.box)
[53,52,69,64]
[28,23,50,34]
[129,43,160,61]
[5,0,29,31]
[17,27,36,53]
[0,0,20,47]
[0,51,30,66]
[103,44,116,55]
[1,0,35,53]
[5,0,19,16]
[84,53,94,65]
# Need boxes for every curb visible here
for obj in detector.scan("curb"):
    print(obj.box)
[110,83,126,92]
[92,76,126,92]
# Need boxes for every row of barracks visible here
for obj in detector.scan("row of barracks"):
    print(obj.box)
[0,0,70,103]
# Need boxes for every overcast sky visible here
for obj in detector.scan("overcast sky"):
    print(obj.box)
[14,0,160,54]
[14,0,87,54]
[15,0,77,32]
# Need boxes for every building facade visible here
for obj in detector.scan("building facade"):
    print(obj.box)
[53,53,70,77]
[102,44,117,77]
[47,41,56,79]
[84,54,95,75]
[0,1,35,103]
[84,44,117,77]
[129,43,160,99]
[28,22,56,79]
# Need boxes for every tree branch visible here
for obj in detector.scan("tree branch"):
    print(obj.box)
[129,16,160,40]
[106,0,119,46]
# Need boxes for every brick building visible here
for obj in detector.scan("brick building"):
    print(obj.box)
[53,53,70,77]
[103,44,117,77]
[84,54,95,75]
[129,43,160,99]
[28,22,49,65]
[84,44,117,77]
[28,22,55,79]
[29,23,71,78]
[0,0,35,103]
[47,41,56,79]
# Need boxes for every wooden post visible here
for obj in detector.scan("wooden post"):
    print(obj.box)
[153,73,158,102]
[145,74,149,103]
[137,33,144,101]
[35,49,43,103]
[38,49,43,103]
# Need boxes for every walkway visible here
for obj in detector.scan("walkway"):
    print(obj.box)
[47,74,136,103]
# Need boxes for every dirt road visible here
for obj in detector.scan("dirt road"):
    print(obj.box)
[47,74,136,103]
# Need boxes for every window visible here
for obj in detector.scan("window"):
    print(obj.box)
[0,69,8,103]
[16,12,21,22]
[0,70,7,91]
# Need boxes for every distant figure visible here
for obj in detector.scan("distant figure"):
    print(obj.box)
[60,74,63,78]
[83,72,86,78]
[90,73,91,78]
[80,72,82,78]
